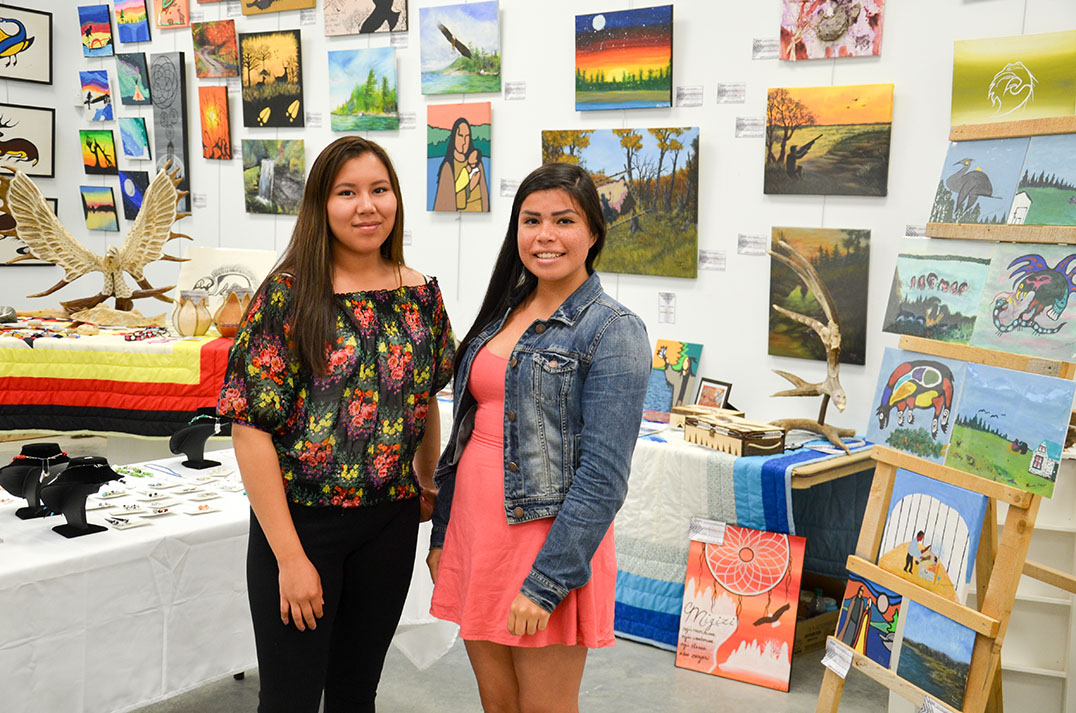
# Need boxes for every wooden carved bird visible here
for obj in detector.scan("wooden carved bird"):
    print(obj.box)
[437,23,473,59]
[4,164,190,313]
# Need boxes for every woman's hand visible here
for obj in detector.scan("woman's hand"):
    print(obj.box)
[507,593,550,636]
[278,554,324,631]
[426,547,442,583]
[419,486,437,523]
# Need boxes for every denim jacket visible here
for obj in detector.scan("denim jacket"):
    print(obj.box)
[430,272,651,612]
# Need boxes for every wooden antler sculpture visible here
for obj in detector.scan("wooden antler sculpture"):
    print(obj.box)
[768,235,855,453]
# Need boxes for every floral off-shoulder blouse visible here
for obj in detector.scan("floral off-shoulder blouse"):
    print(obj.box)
[217,274,455,508]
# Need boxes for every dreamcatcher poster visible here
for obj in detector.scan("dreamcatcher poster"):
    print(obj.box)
[675,518,806,691]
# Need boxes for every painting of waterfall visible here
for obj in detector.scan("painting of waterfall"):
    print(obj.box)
[242,139,305,215]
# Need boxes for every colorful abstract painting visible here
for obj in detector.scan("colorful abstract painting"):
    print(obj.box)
[765,83,893,196]
[115,0,151,43]
[119,117,151,160]
[79,129,118,176]
[150,51,190,211]
[575,5,672,111]
[675,520,806,692]
[865,348,966,465]
[878,469,988,603]
[199,86,231,160]
[1007,134,1076,226]
[242,0,315,16]
[0,6,52,85]
[952,30,1076,127]
[116,52,152,105]
[969,243,1076,361]
[80,69,113,121]
[542,127,700,278]
[929,137,1029,225]
[329,47,398,131]
[896,602,975,709]
[946,363,1074,497]
[79,4,114,58]
[118,169,150,220]
[80,185,119,231]
[191,20,238,78]
[155,0,190,29]
[242,139,305,215]
[881,237,993,344]
[239,30,304,128]
[644,339,703,412]
[427,102,490,212]
[769,227,869,365]
[325,0,407,35]
[419,1,500,95]
[0,103,54,178]
[780,0,884,61]
[835,573,901,669]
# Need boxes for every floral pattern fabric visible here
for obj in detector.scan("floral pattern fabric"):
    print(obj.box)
[218,274,454,508]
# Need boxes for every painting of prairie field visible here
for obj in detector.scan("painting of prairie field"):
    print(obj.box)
[542,127,699,278]
[576,5,672,111]
[764,83,893,196]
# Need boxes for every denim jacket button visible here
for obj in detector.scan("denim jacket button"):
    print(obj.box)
[512,506,524,518]
[509,356,518,368]
[534,323,547,334]
[508,461,519,472]
[507,410,516,422]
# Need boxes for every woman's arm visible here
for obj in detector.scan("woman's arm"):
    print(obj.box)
[414,397,440,522]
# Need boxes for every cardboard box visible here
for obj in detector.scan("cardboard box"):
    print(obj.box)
[792,608,839,657]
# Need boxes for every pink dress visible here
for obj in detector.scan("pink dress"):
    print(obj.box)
[430,346,617,647]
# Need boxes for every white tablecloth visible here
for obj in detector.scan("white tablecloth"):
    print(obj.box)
[0,449,457,713]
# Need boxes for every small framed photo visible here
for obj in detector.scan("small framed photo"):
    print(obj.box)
[0,6,52,85]
[695,378,732,408]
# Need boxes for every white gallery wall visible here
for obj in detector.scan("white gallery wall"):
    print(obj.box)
[2,0,1075,435]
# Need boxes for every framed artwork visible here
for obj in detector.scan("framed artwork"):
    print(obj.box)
[835,573,901,669]
[780,0,884,61]
[427,102,490,212]
[325,0,407,36]
[198,86,232,160]
[644,339,703,412]
[115,0,151,43]
[80,129,118,176]
[694,378,732,408]
[80,69,113,121]
[118,169,151,220]
[0,103,55,177]
[150,51,190,211]
[119,117,151,160]
[242,139,305,215]
[419,1,500,95]
[929,137,1029,225]
[156,0,190,30]
[896,602,975,710]
[191,20,238,78]
[575,5,672,111]
[0,6,52,85]
[542,127,700,278]
[239,30,304,128]
[330,47,398,131]
[242,0,315,16]
[1006,133,1076,226]
[79,185,119,232]
[78,4,114,58]
[176,245,280,316]
[116,52,152,105]
[0,175,53,265]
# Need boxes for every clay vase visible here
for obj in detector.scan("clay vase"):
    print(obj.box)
[213,288,249,338]
[173,290,213,337]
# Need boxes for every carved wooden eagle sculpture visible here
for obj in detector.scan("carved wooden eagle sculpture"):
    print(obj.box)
[5,164,190,313]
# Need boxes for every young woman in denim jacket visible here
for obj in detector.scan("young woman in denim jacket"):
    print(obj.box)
[428,163,650,712]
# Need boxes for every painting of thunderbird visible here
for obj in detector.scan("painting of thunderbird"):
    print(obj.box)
[419,1,500,95]
[427,102,490,212]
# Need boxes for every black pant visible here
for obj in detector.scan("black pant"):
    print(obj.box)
[247,497,419,713]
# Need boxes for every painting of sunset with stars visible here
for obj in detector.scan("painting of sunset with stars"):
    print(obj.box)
[575,5,672,111]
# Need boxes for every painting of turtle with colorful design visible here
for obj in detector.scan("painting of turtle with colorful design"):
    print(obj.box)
[239,30,304,128]
[644,339,703,413]
[929,137,1029,224]
[835,573,901,668]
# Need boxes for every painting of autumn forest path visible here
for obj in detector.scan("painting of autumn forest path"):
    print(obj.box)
[542,127,699,278]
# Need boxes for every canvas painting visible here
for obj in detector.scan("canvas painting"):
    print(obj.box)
[675,520,806,692]
[119,117,151,160]
[325,0,407,36]
[239,30,304,128]
[191,20,238,78]
[969,243,1076,362]
[156,0,190,29]
[1007,134,1076,226]
[644,339,703,412]
[896,601,975,710]
[242,139,305,215]
[329,47,398,131]
[881,237,993,344]
[952,30,1076,127]
[79,4,113,58]
[150,51,190,211]
[115,0,151,43]
[116,52,152,105]
[835,573,901,669]
[427,102,490,212]
[176,245,280,316]
[79,129,118,176]
[575,5,672,111]
[419,1,500,95]
[199,86,232,160]
[946,363,1074,497]
[0,175,52,265]
[80,185,119,232]
[780,0,884,61]
[878,469,988,603]
[769,227,869,365]
[0,6,52,85]
[865,348,967,464]
[80,69,113,121]
[0,103,54,177]
[242,0,315,16]
[118,169,150,220]
[542,127,700,278]
[765,83,893,196]
[929,137,1029,225]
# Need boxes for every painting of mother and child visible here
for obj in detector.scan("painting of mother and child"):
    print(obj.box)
[426,102,490,212]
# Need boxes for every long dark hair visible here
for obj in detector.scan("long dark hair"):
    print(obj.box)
[254,136,407,375]
[453,162,606,377]
[438,117,472,180]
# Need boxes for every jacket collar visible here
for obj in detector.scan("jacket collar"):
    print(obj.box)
[546,271,602,327]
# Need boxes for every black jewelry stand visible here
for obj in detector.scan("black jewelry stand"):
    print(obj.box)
[39,456,120,538]
[0,443,69,519]
[169,416,232,469]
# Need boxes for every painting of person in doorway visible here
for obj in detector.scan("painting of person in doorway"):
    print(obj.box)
[428,102,490,212]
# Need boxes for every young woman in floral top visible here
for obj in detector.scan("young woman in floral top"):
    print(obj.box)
[218,137,454,713]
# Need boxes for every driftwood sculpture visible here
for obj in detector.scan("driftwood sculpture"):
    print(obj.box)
[768,236,856,453]
[5,163,190,313]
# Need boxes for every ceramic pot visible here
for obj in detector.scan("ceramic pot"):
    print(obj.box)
[173,290,211,337]
[213,288,250,338]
